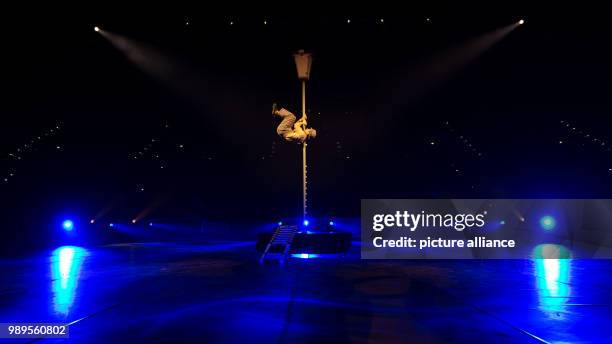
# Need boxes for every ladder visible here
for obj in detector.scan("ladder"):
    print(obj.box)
[259,225,298,265]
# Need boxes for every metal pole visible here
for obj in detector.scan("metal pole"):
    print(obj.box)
[301,80,307,221]
[301,81,306,118]
[303,142,307,221]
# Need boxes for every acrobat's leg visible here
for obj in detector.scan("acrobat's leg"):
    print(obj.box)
[275,108,297,137]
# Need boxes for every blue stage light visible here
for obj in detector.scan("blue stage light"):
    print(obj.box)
[278,221,283,226]
[149,222,153,227]
[109,223,114,228]
[303,219,309,227]
[500,220,506,225]
[329,221,335,226]
[62,220,74,231]
[540,215,556,231]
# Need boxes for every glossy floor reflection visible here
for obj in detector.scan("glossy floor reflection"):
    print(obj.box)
[0,242,610,343]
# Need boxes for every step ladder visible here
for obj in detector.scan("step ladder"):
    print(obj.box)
[259,225,298,265]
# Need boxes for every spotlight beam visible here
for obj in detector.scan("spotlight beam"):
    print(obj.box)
[371,21,522,119]
[96,29,255,147]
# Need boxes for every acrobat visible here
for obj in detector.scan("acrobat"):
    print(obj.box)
[272,103,317,143]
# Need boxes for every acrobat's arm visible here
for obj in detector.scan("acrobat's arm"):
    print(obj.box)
[295,116,307,130]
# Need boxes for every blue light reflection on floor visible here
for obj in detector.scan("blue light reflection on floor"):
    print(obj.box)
[291,253,347,259]
[50,246,88,315]
[534,258,571,315]
[292,253,318,259]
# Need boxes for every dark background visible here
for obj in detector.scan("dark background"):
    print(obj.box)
[1,5,611,254]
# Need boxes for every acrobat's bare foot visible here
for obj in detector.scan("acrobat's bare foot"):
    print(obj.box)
[272,102,281,116]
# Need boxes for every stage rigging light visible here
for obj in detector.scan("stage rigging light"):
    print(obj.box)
[303,219,310,227]
[329,221,335,226]
[518,19,525,25]
[62,220,74,231]
[94,26,100,32]
[540,215,556,231]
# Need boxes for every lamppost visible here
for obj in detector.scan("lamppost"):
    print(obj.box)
[293,50,313,224]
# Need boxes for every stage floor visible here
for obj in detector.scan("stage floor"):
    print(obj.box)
[0,242,610,343]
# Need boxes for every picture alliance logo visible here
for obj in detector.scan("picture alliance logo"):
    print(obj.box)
[372,211,487,232]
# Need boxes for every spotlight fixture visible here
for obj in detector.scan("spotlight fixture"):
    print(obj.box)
[518,19,525,25]
[62,220,74,232]
[540,215,556,231]
[303,219,310,227]
[131,219,137,224]
[94,26,100,32]
[329,221,335,226]
[90,219,95,224]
